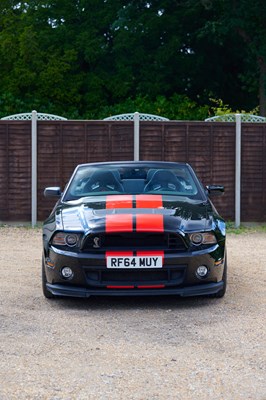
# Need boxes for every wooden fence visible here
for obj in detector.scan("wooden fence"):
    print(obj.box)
[0,120,265,222]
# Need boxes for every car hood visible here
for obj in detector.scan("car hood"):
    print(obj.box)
[58,195,215,233]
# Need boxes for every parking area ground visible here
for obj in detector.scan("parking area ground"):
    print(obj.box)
[0,227,265,399]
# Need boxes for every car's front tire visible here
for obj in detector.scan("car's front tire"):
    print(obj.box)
[42,257,56,299]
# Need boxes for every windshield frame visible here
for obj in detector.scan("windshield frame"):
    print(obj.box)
[61,161,207,202]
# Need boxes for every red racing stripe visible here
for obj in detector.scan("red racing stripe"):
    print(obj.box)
[106,195,133,209]
[137,285,165,289]
[136,214,164,232]
[136,194,163,209]
[137,250,164,257]
[106,251,133,257]
[106,214,133,233]
[107,286,134,289]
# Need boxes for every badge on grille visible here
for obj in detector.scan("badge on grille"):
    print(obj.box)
[93,236,101,248]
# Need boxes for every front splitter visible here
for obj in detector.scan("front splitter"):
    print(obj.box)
[46,281,224,298]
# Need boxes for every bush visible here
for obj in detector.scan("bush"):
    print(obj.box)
[94,94,210,121]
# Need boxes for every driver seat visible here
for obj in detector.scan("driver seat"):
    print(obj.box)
[83,170,124,193]
[144,169,182,192]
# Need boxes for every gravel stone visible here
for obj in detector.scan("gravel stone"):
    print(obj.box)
[0,227,265,399]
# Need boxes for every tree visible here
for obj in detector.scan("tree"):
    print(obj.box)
[110,0,265,113]
[191,0,266,115]
[0,0,124,117]
[0,0,265,118]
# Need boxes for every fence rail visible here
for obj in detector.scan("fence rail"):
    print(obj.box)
[0,120,265,222]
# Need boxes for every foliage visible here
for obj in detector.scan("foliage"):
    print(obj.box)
[98,94,209,121]
[0,1,265,119]
[208,99,258,117]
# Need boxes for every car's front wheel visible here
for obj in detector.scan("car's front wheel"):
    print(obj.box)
[42,257,56,299]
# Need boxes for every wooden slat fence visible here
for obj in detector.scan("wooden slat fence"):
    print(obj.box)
[0,120,265,222]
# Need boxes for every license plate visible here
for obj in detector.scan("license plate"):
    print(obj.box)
[107,256,163,269]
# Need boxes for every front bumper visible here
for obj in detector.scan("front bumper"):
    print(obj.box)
[44,243,225,298]
[46,281,224,297]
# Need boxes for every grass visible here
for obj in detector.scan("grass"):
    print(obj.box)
[226,221,266,234]
[0,223,42,229]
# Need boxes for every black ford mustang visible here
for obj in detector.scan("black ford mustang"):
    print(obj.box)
[42,161,226,299]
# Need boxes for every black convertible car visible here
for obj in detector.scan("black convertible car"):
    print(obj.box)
[42,161,226,299]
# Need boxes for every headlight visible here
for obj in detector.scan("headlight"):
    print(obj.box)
[189,232,217,246]
[65,234,79,247]
[52,232,80,247]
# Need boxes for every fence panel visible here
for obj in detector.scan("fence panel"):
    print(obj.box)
[0,120,265,222]
[37,121,134,220]
[140,122,235,220]
[241,123,266,221]
[0,121,31,221]
[0,124,9,220]
[207,123,236,220]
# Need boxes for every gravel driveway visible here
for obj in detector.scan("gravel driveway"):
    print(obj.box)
[0,227,265,400]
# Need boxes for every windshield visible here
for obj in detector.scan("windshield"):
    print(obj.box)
[63,163,203,201]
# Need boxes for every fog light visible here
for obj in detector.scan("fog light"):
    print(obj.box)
[196,265,208,279]
[61,267,74,279]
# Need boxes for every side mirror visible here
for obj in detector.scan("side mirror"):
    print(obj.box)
[44,187,62,198]
[206,185,224,196]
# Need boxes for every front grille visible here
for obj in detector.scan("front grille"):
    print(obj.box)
[85,267,186,287]
[83,233,186,252]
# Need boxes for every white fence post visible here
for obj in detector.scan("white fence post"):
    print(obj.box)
[134,112,140,161]
[103,112,168,162]
[1,111,67,226]
[205,113,266,226]
[31,110,37,227]
[235,114,241,228]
